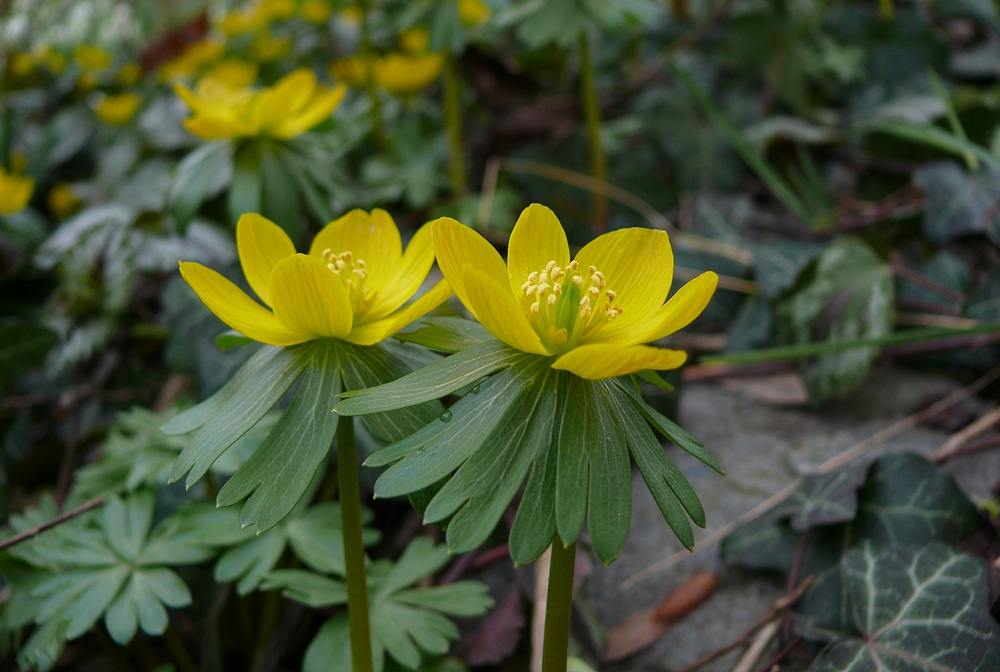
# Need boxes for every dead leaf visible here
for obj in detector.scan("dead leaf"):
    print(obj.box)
[601,572,718,662]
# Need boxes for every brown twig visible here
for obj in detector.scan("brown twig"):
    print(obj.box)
[932,407,1000,463]
[752,637,802,672]
[933,435,1000,463]
[622,364,1000,589]
[0,497,104,552]
[672,577,813,672]
[890,255,965,304]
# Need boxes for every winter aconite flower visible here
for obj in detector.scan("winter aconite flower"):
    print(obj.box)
[433,204,719,379]
[458,0,491,26]
[94,93,142,126]
[174,68,345,140]
[179,210,452,347]
[0,166,34,215]
[48,182,83,218]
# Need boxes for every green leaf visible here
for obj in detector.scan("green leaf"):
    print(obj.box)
[606,384,697,551]
[166,344,307,488]
[633,369,674,391]
[168,140,233,228]
[229,141,262,227]
[283,537,493,672]
[394,317,494,353]
[336,340,533,415]
[772,461,870,532]
[216,341,342,532]
[914,161,1000,246]
[852,453,979,548]
[752,240,825,300]
[811,544,1000,671]
[865,118,1000,171]
[613,379,724,474]
[339,342,444,444]
[260,142,303,245]
[776,238,894,400]
[215,330,253,350]
[0,320,58,395]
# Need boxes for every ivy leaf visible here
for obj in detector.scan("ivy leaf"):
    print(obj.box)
[168,140,233,228]
[810,543,1000,671]
[772,461,870,531]
[394,317,494,353]
[914,160,1000,246]
[753,240,824,300]
[776,238,893,400]
[267,537,494,672]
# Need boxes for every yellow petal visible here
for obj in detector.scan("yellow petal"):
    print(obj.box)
[309,209,402,293]
[552,344,687,380]
[255,68,316,133]
[363,221,436,321]
[506,203,570,299]
[574,227,673,343]
[269,254,353,339]
[178,262,307,346]
[630,271,719,344]
[173,82,203,113]
[273,84,346,138]
[464,268,549,355]
[431,217,509,322]
[182,114,254,140]
[237,213,296,306]
[346,279,453,346]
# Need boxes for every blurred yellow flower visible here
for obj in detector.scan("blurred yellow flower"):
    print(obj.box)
[338,7,362,25]
[218,9,264,36]
[94,93,143,126]
[35,46,67,74]
[179,210,452,346]
[77,70,99,91]
[117,62,143,85]
[299,0,333,24]
[10,52,35,77]
[400,26,430,54]
[328,56,367,88]
[432,204,719,379]
[203,59,258,88]
[48,182,83,218]
[250,32,292,62]
[175,68,346,140]
[0,166,34,216]
[159,39,225,82]
[458,0,491,26]
[374,52,443,94]
[73,44,112,71]
[259,0,296,22]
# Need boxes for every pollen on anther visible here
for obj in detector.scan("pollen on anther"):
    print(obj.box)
[547,294,557,306]
[346,279,356,290]
[530,302,541,313]
[569,260,579,270]
[572,276,584,288]
[606,289,617,301]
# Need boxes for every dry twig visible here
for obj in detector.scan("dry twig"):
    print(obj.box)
[0,498,104,553]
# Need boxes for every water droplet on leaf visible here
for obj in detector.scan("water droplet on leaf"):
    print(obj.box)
[439,410,453,422]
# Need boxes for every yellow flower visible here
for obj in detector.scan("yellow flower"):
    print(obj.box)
[175,68,345,140]
[159,39,225,82]
[94,93,143,126]
[73,44,112,71]
[458,0,491,27]
[10,52,35,77]
[400,26,430,54]
[218,9,265,36]
[259,0,296,21]
[338,7,363,25]
[0,166,34,216]
[250,31,292,62]
[117,62,143,85]
[203,59,259,88]
[328,56,367,88]
[299,0,333,24]
[179,210,453,346]
[432,204,719,380]
[374,52,443,94]
[35,46,67,74]
[48,182,83,218]
[77,70,99,91]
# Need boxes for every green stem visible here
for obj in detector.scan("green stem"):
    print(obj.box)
[358,0,385,150]
[339,417,374,672]
[541,539,576,672]
[578,30,608,233]
[163,624,199,672]
[443,50,467,196]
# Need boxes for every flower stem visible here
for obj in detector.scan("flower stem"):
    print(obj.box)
[540,538,576,672]
[578,29,608,233]
[443,50,467,196]
[358,0,386,150]
[338,416,374,672]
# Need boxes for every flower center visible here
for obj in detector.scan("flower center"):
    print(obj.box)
[322,248,377,316]
[520,259,623,353]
